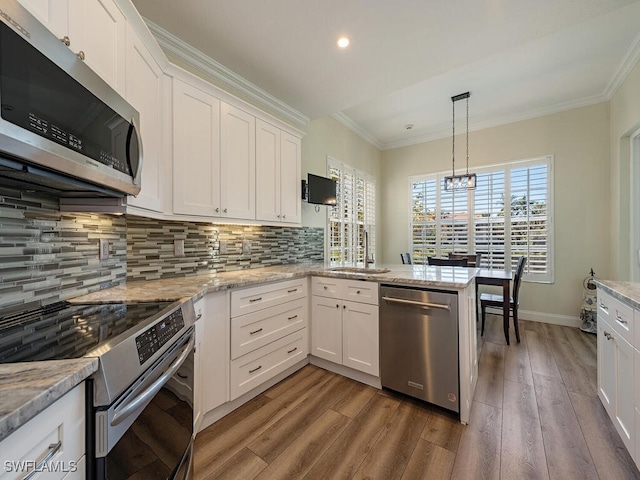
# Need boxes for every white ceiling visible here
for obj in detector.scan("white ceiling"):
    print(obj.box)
[131,0,640,149]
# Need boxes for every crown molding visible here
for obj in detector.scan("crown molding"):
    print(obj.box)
[330,113,384,150]
[604,31,640,100]
[144,19,309,128]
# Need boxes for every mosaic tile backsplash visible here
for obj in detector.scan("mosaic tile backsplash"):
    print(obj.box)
[0,188,126,312]
[126,216,324,280]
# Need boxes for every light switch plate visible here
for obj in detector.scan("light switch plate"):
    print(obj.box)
[174,239,185,257]
[99,239,109,260]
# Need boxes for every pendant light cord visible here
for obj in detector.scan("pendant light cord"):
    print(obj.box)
[466,96,469,176]
[452,99,456,176]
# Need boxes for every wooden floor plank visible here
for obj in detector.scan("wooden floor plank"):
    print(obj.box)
[420,407,464,454]
[504,331,534,385]
[401,439,455,480]
[563,326,597,368]
[569,392,640,480]
[303,394,401,480]
[248,374,352,463]
[482,314,509,345]
[474,341,505,408]
[501,380,549,480]
[207,447,267,480]
[450,401,502,480]
[526,331,562,379]
[546,330,597,397]
[331,379,378,419]
[254,409,351,480]
[352,399,429,480]
[263,364,332,399]
[533,373,599,480]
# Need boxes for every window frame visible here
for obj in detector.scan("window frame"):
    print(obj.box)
[326,157,376,268]
[409,155,554,283]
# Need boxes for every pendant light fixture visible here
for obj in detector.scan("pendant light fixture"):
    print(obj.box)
[444,92,476,190]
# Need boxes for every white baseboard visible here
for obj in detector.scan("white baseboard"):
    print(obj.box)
[485,308,581,328]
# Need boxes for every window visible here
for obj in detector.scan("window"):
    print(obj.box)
[410,156,553,282]
[327,158,376,266]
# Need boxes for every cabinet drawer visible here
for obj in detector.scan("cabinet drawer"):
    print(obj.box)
[0,383,85,480]
[230,328,308,399]
[608,295,634,345]
[598,290,613,321]
[342,280,378,305]
[231,298,307,359]
[231,278,307,317]
[312,276,342,299]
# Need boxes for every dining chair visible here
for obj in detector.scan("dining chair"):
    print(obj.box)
[449,252,482,267]
[480,256,527,343]
[427,256,468,267]
[400,253,412,264]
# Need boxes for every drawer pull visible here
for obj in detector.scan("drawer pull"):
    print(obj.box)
[616,314,628,325]
[599,303,608,311]
[604,331,613,340]
[249,365,262,374]
[324,286,328,290]
[249,297,263,303]
[357,290,361,294]
[23,441,62,480]
[250,328,263,335]
[287,347,298,354]
[288,288,298,293]
[287,315,298,320]
[196,313,203,320]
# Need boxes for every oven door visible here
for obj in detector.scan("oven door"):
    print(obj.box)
[94,328,195,480]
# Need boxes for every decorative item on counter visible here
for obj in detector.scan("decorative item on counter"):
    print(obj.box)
[580,268,597,334]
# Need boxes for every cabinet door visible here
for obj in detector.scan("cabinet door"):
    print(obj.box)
[342,300,379,376]
[68,0,126,94]
[125,25,166,213]
[200,291,229,418]
[172,78,221,216]
[220,102,255,220]
[18,0,69,38]
[598,318,616,415]
[279,131,301,224]
[311,296,343,363]
[614,329,635,451]
[255,119,281,222]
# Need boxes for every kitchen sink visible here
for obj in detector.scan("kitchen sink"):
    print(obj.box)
[328,267,391,274]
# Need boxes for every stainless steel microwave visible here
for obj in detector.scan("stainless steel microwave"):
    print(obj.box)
[0,0,142,197]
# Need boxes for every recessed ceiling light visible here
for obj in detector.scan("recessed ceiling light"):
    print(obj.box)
[337,36,350,48]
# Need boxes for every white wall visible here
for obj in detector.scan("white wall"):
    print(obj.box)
[609,61,640,280]
[301,116,383,259]
[380,103,611,319]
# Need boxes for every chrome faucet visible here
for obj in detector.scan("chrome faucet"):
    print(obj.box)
[364,230,374,268]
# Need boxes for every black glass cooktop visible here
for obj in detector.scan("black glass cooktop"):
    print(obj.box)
[0,301,173,363]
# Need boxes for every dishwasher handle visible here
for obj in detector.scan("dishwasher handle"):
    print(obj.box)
[382,296,451,311]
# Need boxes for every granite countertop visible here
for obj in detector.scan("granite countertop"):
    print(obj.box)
[71,262,478,304]
[1,262,478,440]
[0,358,98,442]
[595,279,640,310]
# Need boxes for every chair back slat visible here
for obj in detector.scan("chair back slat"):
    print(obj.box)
[449,252,482,267]
[428,256,468,267]
[512,256,527,303]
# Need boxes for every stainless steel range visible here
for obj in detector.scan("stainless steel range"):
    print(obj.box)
[0,298,197,480]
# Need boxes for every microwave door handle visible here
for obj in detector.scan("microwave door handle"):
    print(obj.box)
[111,334,194,427]
[128,117,143,191]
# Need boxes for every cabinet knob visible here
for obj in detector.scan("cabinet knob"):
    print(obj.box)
[77,50,85,61]
[336,304,339,308]
[282,214,286,219]
[343,305,346,309]
[357,290,361,294]
[324,286,328,290]
[60,36,70,46]
[223,208,228,213]
[215,207,220,213]
[604,331,613,340]
[277,215,281,218]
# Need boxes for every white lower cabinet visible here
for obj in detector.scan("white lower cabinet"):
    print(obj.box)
[311,277,379,377]
[229,279,309,400]
[199,291,229,420]
[0,383,85,480]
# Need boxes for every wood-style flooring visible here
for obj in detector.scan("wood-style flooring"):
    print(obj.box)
[194,316,640,479]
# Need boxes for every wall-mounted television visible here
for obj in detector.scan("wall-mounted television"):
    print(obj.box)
[302,174,337,205]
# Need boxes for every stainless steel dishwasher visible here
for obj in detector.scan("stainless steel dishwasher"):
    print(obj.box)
[380,284,459,413]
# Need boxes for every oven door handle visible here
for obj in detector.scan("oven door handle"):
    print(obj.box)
[111,334,195,427]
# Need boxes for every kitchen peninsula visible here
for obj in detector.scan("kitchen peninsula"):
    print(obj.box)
[0,262,479,448]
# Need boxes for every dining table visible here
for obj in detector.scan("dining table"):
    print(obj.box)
[475,268,517,344]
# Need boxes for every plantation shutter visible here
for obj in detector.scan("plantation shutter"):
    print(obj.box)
[474,170,506,269]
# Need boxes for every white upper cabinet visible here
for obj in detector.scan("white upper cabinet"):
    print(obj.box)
[124,24,167,213]
[67,0,126,95]
[172,78,221,216]
[17,0,69,38]
[220,102,255,220]
[256,119,301,224]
